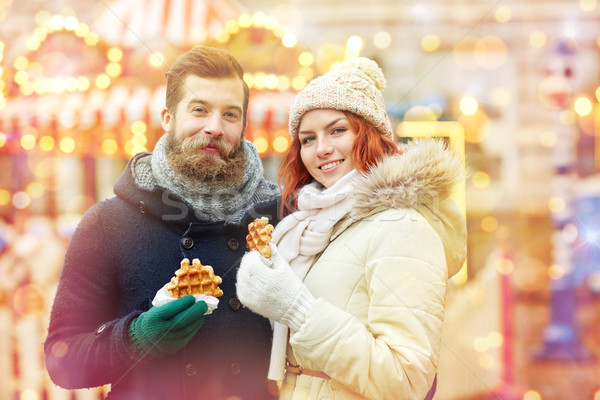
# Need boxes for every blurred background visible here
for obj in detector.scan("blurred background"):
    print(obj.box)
[0,0,599,399]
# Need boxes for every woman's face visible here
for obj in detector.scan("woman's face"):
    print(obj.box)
[298,109,357,188]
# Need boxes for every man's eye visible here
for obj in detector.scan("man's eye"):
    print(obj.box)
[224,111,240,120]
[193,107,207,113]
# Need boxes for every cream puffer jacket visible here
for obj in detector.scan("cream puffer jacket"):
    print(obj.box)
[279,139,467,400]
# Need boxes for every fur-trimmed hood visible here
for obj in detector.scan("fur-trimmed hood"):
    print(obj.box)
[338,139,467,277]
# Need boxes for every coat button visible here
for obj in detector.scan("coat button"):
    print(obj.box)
[181,237,194,249]
[96,324,107,334]
[185,363,198,376]
[229,297,241,311]
[230,362,242,375]
[227,238,239,251]
[138,201,147,213]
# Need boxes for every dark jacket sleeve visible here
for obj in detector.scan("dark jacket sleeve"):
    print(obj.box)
[44,202,141,389]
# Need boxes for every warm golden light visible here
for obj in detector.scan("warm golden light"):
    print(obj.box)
[0,189,10,205]
[596,87,600,102]
[298,52,314,67]
[495,6,512,23]
[481,216,498,233]
[107,47,123,62]
[238,14,252,28]
[548,264,565,280]
[478,354,495,369]
[540,131,557,147]
[273,136,290,153]
[473,336,490,352]
[529,30,547,49]
[130,121,147,135]
[574,96,593,116]
[105,62,122,77]
[39,136,55,151]
[225,20,239,34]
[20,134,36,150]
[243,73,254,88]
[472,171,491,188]
[487,331,504,347]
[74,23,90,37]
[421,34,441,52]
[252,11,267,27]
[27,182,45,198]
[0,133,6,147]
[490,88,510,106]
[373,31,392,49]
[580,0,597,11]
[84,32,99,46]
[460,96,478,115]
[77,77,90,91]
[264,74,278,90]
[64,16,78,30]
[346,36,363,52]
[277,76,290,91]
[95,74,111,89]
[265,16,279,30]
[149,53,165,68]
[282,33,297,48]
[59,137,76,153]
[102,138,118,155]
[549,196,566,213]
[291,76,307,91]
[131,134,147,147]
[49,15,65,31]
[253,137,268,154]
[496,257,514,275]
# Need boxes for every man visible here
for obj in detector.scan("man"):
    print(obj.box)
[44,46,280,399]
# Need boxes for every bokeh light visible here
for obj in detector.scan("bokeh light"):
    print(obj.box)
[523,390,542,400]
[253,137,268,154]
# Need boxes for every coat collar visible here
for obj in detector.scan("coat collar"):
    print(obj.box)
[334,138,467,277]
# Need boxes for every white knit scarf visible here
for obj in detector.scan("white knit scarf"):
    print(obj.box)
[268,169,360,381]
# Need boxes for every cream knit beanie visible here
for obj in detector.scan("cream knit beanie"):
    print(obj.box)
[289,57,393,138]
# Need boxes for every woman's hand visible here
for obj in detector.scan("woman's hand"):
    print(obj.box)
[236,244,315,331]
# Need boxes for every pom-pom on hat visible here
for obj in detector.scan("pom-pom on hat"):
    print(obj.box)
[289,57,393,138]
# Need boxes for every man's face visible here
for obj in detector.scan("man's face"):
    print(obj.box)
[161,75,247,184]
[161,75,245,156]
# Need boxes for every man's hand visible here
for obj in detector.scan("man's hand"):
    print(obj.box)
[129,295,207,358]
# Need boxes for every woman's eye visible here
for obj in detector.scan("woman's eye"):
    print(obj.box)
[301,136,315,145]
[332,127,347,135]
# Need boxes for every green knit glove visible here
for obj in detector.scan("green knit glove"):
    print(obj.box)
[129,295,208,358]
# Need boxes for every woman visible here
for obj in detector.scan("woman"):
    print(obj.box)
[236,57,467,399]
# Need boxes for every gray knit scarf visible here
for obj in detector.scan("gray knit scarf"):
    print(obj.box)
[134,134,279,224]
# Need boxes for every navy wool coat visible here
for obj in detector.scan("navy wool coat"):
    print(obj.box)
[44,154,281,400]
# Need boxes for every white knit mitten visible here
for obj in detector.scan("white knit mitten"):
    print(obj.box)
[236,244,315,331]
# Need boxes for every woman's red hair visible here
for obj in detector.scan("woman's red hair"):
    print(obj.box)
[278,111,400,216]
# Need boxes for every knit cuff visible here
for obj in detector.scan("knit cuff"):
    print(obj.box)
[128,318,148,356]
[281,284,316,332]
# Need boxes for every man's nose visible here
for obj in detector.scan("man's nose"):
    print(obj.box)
[204,113,224,138]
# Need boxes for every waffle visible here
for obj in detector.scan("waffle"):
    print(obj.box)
[246,217,274,258]
[165,258,223,298]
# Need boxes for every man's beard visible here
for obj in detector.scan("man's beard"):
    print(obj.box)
[165,129,246,187]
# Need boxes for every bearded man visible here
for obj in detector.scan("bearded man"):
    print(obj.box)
[44,46,280,400]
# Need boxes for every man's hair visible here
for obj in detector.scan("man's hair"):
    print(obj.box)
[165,46,250,126]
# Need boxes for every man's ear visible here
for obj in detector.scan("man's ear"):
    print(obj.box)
[161,108,171,132]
